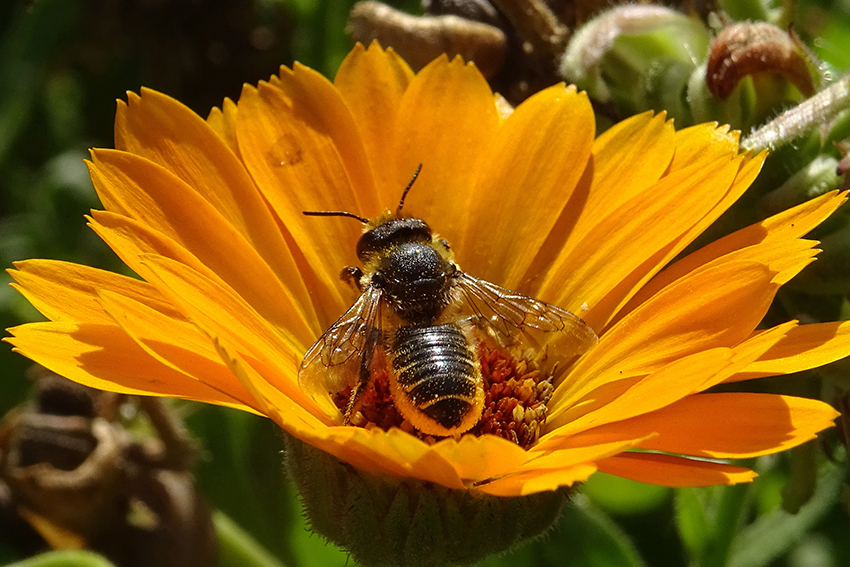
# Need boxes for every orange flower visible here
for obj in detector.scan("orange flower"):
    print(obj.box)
[6,43,849,500]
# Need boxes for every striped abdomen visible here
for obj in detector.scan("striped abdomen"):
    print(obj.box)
[389,323,483,435]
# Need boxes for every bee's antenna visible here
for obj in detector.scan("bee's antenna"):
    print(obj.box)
[302,210,369,224]
[397,163,423,216]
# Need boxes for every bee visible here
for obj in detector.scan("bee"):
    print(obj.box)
[298,165,598,437]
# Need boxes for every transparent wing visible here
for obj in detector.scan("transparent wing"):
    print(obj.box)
[454,272,598,363]
[298,286,383,396]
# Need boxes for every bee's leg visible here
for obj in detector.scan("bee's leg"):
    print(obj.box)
[343,326,381,425]
[340,266,364,292]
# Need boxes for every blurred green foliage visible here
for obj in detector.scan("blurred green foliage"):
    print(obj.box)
[1,0,849,566]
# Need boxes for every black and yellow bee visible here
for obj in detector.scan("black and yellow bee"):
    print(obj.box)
[298,166,598,437]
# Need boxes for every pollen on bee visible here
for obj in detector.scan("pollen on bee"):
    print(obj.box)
[331,344,554,450]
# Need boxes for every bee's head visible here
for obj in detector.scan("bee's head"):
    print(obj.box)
[355,217,431,262]
[302,163,433,265]
[301,165,459,322]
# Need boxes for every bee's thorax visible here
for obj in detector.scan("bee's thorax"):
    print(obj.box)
[359,217,456,324]
[372,242,453,322]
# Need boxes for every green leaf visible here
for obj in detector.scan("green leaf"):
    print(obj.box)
[3,550,116,567]
[684,483,752,567]
[727,462,845,567]
[0,0,79,165]
[583,473,671,516]
[215,511,288,567]
[675,488,710,562]
[543,497,648,567]
[188,407,295,565]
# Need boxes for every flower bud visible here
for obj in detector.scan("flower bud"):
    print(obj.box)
[559,5,709,122]
[706,22,816,100]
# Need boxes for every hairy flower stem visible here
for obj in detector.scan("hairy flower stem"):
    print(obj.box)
[742,75,850,153]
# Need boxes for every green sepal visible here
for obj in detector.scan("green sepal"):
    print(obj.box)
[282,433,570,567]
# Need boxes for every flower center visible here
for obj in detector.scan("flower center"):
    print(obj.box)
[333,344,553,450]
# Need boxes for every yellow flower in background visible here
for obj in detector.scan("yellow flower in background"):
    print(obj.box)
[5,41,850,506]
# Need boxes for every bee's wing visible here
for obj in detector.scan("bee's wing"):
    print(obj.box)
[298,286,383,396]
[454,272,598,363]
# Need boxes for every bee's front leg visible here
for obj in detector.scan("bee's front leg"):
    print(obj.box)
[343,326,381,425]
[340,266,364,292]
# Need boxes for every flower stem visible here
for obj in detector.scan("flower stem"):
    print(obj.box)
[742,74,850,153]
[214,510,289,567]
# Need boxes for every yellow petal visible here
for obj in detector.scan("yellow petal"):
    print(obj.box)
[89,211,321,347]
[550,348,729,433]
[555,260,778,410]
[474,464,598,496]
[213,335,333,433]
[287,61,379,206]
[471,432,655,496]
[135,254,322,417]
[667,122,740,171]
[731,321,850,381]
[5,322,253,411]
[523,433,652,470]
[596,453,757,487]
[114,89,298,290]
[88,150,319,340]
[518,112,673,296]
[304,425,467,488]
[318,427,468,489]
[97,289,261,413]
[430,434,530,484]
[540,155,742,330]
[234,78,367,322]
[335,42,414,206]
[206,97,240,157]
[619,191,846,317]
[538,121,743,314]
[391,55,499,236]
[9,259,180,325]
[550,321,795,436]
[555,114,675,250]
[584,393,838,458]
[455,85,594,287]
[595,151,766,327]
